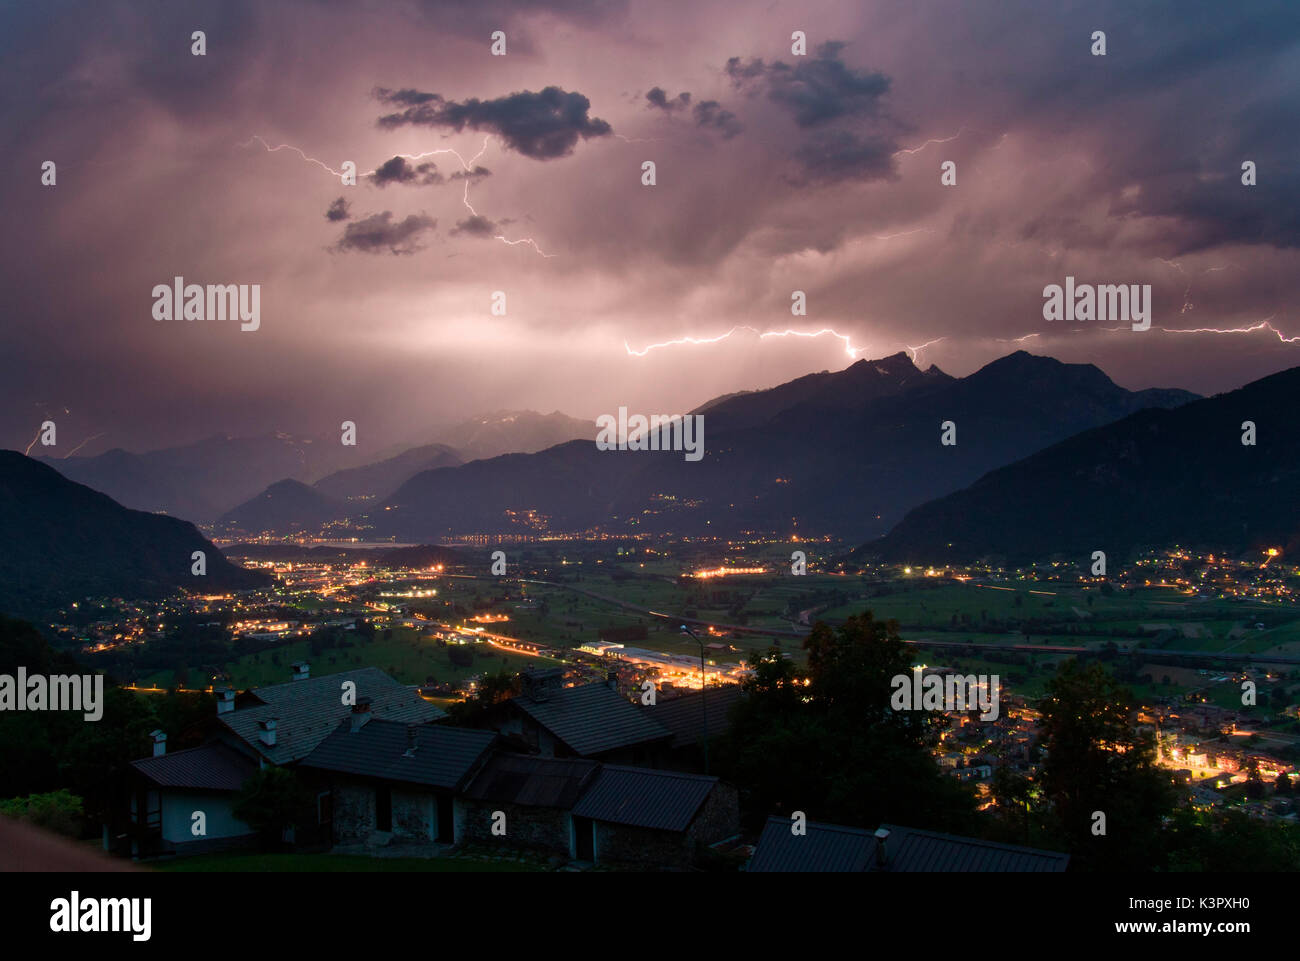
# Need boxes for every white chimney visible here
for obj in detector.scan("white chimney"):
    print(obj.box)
[291,661,310,682]
[216,688,235,715]
[258,718,278,748]
[150,730,167,757]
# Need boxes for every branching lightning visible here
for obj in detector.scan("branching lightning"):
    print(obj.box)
[240,134,554,257]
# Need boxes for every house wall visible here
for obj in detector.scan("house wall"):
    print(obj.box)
[159,791,251,844]
[591,821,693,869]
[589,781,740,869]
[330,781,442,843]
[456,798,570,854]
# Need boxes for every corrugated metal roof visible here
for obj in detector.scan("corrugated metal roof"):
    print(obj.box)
[646,685,744,748]
[570,765,716,832]
[873,824,1070,872]
[511,682,671,757]
[129,742,256,792]
[299,718,497,790]
[747,816,874,872]
[462,753,599,809]
[219,668,444,764]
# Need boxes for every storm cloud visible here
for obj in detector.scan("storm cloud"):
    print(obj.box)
[334,211,437,254]
[374,85,613,159]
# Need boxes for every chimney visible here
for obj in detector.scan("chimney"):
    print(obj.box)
[874,828,891,869]
[291,661,310,682]
[606,670,618,692]
[150,729,167,757]
[258,718,278,748]
[350,696,372,733]
[215,687,235,715]
[403,723,419,757]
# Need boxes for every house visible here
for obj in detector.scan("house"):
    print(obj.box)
[646,684,744,771]
[748,817,1070,872]
[297,705,498,846]
[491,669,673,764]
[214,665,445,766]
[114,665,443,858]
[122,736,259,857]
[457,753,600,854]
[568,765,739,869]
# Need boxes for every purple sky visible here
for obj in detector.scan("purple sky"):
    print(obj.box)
[3,0,1298,455]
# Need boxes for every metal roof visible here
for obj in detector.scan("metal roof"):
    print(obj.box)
[570,764,717,832]
[219,668,444,764]
[873,824,1070,872]
[646,685,744,748]
[129,742,257,792]
[462,753,599,809]
[748,816,875,872]
[299,718,497,790]
[511,681,672,757]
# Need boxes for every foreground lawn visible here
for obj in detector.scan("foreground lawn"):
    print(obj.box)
[152,852,544,872]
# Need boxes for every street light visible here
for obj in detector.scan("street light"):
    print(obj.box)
[680,625,709,774]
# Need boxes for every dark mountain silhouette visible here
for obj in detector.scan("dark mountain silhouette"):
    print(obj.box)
[216,479,344,535]
[370,351,1197,542]
[40,432,353,522]
[869,365,1300,564]
[0,451,267,618]
[430,409,596,462]
[312,443,462,501]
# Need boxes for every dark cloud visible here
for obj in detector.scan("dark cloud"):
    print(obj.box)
[334,211,437,254]
[789,130,897,185]
[452,215,500,237]
[646,87,690,111]
[369,155,444,187]
[449,165,492,181]
[374,85,612,159]
[692,100,743,138]
[726,42,891,128]
[324,197,352,221]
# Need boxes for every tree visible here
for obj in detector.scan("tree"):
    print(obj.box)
[1037,659,1177,870]
[716,613,976,834]
[232,767,312,848]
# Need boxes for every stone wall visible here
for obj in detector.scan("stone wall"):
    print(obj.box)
[456,798,571,855]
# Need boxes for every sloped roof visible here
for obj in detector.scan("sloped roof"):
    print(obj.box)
[129,742,257,792]
[220,668,444,764]
[872,824,1069,872]
[571,765,716,832]
[299,718,497,790]
[647,685,744,748]
[748,816,875,872]
[462,753,599,809]
[511,682,671,757]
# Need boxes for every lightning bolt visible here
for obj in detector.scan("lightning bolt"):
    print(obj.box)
[63,432,106,458]
[625,326,867,360]
[905,337,946,361]
[23,428,41,457]
[893,129,964,156]
[240,135,554,257]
